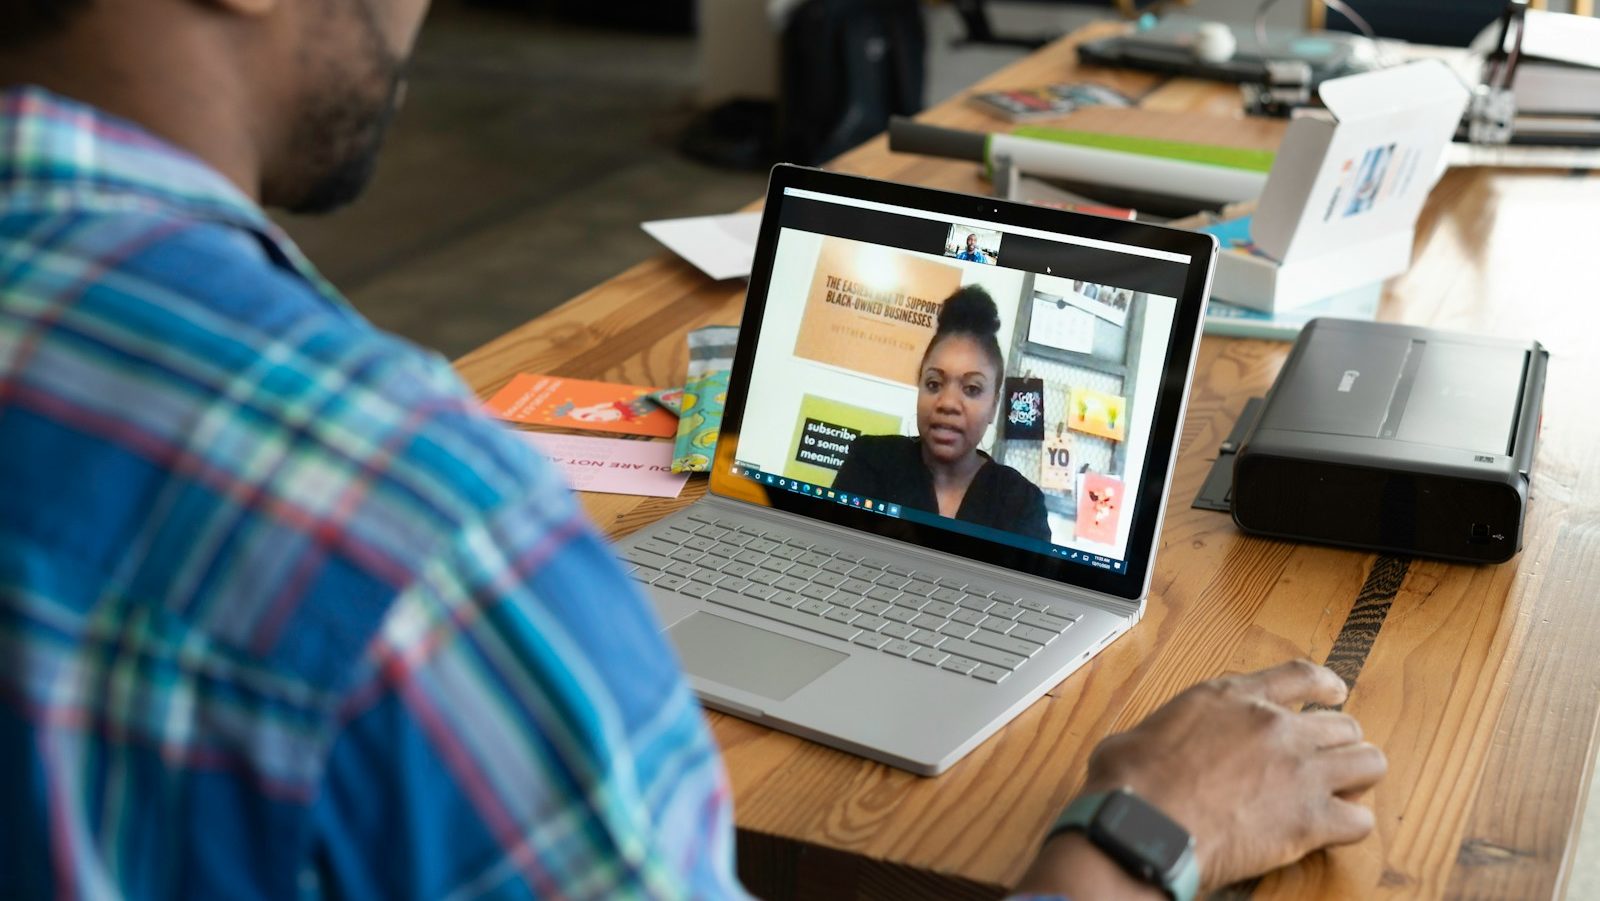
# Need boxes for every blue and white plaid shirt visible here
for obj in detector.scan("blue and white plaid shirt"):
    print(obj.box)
[0,86,745,900]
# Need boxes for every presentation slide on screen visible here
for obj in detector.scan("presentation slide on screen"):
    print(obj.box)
[736,220,1178,564]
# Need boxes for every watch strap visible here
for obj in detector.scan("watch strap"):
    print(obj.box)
[1046,789,1200,901]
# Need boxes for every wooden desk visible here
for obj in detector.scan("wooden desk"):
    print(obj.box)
[455,23,1600,901]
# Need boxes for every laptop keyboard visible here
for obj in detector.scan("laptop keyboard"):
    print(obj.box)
[620,510,1081,685]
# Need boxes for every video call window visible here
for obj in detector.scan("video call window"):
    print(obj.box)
[737,222,1178,564]
[943,224,1002,266]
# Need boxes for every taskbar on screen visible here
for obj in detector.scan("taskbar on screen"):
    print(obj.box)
[729,463,1126,575]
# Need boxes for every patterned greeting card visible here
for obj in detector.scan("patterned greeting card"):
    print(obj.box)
[485,374,678,438]
[1004,377,1046,441]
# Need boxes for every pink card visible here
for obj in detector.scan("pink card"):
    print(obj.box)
[514,431,689,498]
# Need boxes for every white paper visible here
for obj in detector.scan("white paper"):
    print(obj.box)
[1028,297,1096,353]
[641,211,763,281]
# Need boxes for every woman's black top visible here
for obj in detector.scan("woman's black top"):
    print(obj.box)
[831,435,1052,543]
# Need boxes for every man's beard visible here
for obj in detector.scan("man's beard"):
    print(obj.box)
[271,2,408,214]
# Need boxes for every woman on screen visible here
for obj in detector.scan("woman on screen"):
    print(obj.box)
[833,286,1051,543]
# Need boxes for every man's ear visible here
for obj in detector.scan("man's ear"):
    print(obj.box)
[206,0,279,18]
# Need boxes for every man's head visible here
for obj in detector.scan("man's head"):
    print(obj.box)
[965,234,977,253]
[0,0,430,213]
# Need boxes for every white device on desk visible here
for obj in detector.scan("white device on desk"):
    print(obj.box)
[615,165,1217,775]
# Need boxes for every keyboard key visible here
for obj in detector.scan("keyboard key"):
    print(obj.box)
[836,550,863,563]
[734,550,766,567]
[797,552,830,568]
[775,575,809,593]
[903,580,937,597]
[1018,610,1075,632]
[970,631,1045,659]
[769,591,805,609]
[957,594,993,613]
[660,527,696,544]
[911,648,948,667]
[706,542,740,559]
[650,573,689,592]
[718,577,752,594]
[823,606,858,624]
[1009,624,1058,646]
[680,582,714,599]
[866,586,900,604]
[799,584,836,602]
[695,525,730,540]
[771,545,804,561]
[797,598,831,616]
[736,522,766,536]
[884,564,913,577]
[743,584,779,601]
[971,664,1011,684]
[783,536,814,549]
[665,561,698,578]
[951,608,986,627]
[821,559,856,576]
[720,562,756,579]
[930,587,963,604]
[881,640,918,658]
[891,594,928,611]
[853,632,890,650]
[746,538,780,554]
[627,567,650,582]
[705,590,859,642]
[921,600,959,619]
[620,547,670,570]
[978,615,1014,634]
[909,629,944,648]
[855,599,891,617]
[934,577,967,589]
[814,571,846,588]
[987,591,1020,604]
[881,622,916,640]
[826,593,862,609]
[987,602,1022,620]
[938,621,978,640]
[937,638,1026,670]
[748,570,781,586]
[1018,598,1053,613]
[874,574,910,590]
[883,607,918,624]
[689,568,723,585]
[722,532,755,547]
[681,535,717,553]
[910,613,946,631]
[687,510,717,524]
[853,614,888,632]
[838,578,875,596]
[786,563,820,580]
[859,557,892,571]
[669,549,706,566]
[940,655,979,675]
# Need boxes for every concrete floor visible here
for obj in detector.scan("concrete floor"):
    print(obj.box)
[275,5,1600,895]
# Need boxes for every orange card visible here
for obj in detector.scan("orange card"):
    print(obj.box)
[485,374,678,438]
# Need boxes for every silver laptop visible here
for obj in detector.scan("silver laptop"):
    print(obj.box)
[617,165,1217,775]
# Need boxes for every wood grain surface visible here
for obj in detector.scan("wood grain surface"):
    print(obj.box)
[454,21,1600,901]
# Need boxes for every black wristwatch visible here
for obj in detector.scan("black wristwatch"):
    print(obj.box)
[1046,786,1200,901]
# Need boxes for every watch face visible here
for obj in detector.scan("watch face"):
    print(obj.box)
[1092,790,1192,876]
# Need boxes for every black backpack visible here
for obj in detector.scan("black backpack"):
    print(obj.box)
[779,0,926,165]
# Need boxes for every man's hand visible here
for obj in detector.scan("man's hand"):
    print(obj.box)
[1017,660,1387,896]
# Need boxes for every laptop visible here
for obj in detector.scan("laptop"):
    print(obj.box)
[617,165,1217,775]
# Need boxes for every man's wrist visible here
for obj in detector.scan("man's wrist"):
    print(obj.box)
[1015,831,1168,899]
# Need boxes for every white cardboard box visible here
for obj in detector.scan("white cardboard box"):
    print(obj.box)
[1214,61,1469,312]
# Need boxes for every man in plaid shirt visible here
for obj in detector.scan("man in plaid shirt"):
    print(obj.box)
[0,0,1384,898]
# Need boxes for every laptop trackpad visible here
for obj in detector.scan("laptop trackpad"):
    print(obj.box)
[668,613,848,702]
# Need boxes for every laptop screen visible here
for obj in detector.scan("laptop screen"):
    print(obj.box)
[710,167,1213,599]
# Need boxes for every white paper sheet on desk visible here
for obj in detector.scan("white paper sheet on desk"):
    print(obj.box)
[513,431,689,498]
[641,211,762,281]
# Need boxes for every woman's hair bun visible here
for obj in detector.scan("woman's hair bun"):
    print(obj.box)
[936,285,1001,339]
